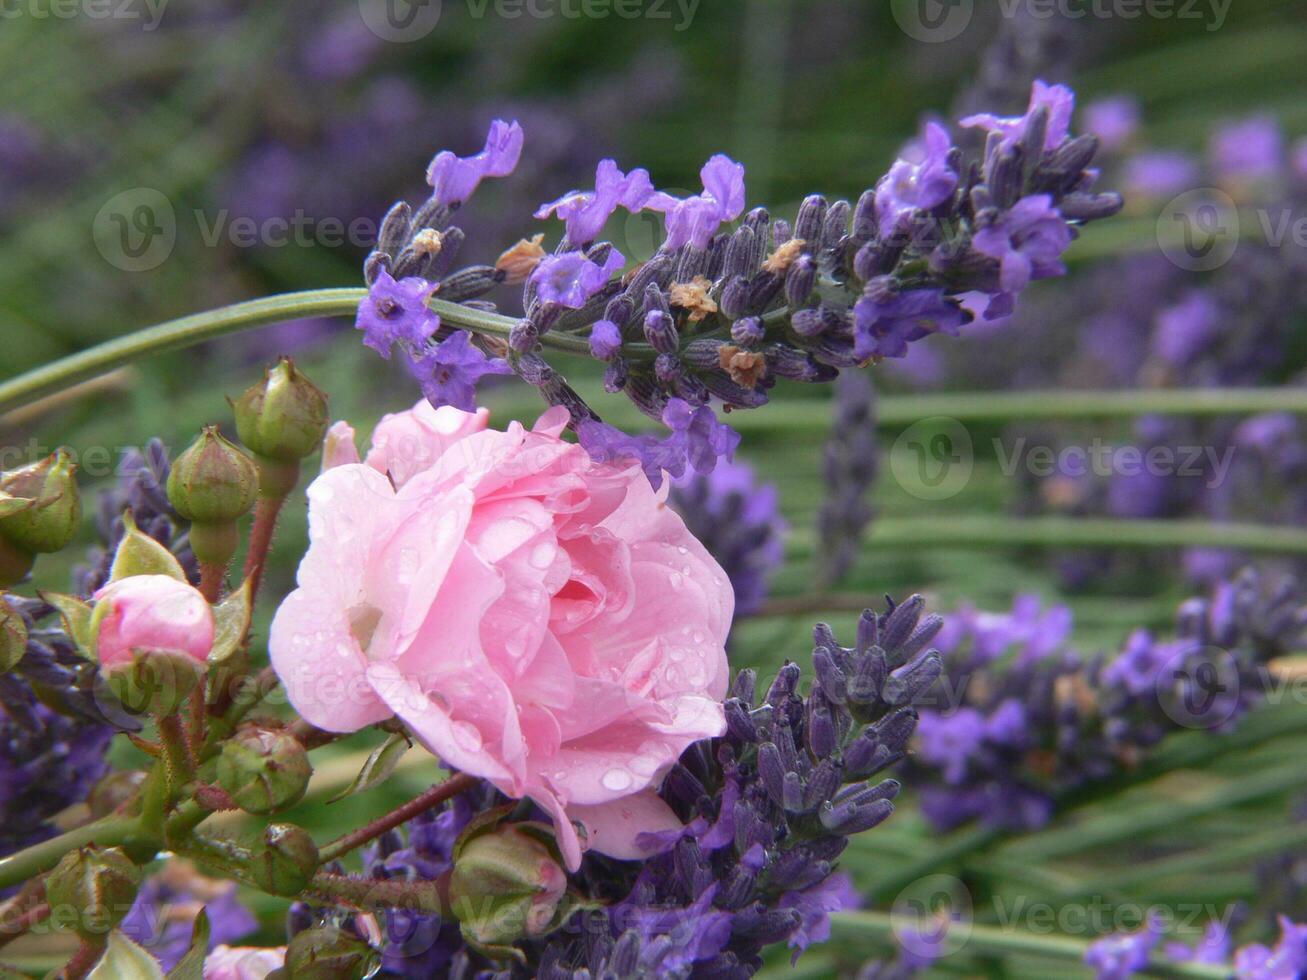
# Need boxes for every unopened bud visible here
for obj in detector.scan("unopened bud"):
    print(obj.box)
[250,824,319,897]
[0,449,81,556]
[449,824,567,947]
[44,846,141,939]
[92,575,212,716]
[0,597,27,673]
[283,925,378,980]
[168,427,259,525]
[235,359,330,464]
[217,727,312,814]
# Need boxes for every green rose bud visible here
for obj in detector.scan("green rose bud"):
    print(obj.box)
[449,824,568,948]
[216,726,312,814]
[250,824,319,897]
[44,846,141,940]
[0,449,81,557]
[283,925,379,980]
[168,426,259,525]
[235,358,330,464]
[0,597,27,673]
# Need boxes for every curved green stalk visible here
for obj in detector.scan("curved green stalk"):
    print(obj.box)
[826,911,1229,979]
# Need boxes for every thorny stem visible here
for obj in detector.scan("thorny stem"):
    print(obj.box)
[242,492,288,606]
[306,871,450,916]
[61,937,106,980]
[318,772,479,864]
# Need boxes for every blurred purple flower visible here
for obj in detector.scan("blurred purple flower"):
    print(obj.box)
[1123,151,1200,199]
[1152,290,1221,365]
[1085,915,1163,980]
[1211,115,1284,184]
[1083,96,1140,153]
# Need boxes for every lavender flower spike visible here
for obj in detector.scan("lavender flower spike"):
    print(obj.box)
[971,194,1073,296]
[426,118,525,206]
[530,248,625,308]
[534,158,656,246]
[647,153,747,250]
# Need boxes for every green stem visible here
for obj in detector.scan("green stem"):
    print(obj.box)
[305,871,449,916]
[0,815,137,891]
[827,911,1229,979]
[861,516,1307,556]
[0,289,364,415]
[156,714,196,795]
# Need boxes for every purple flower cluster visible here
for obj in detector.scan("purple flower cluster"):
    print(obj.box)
[357,82,1120,487]
[515,599,942,978]
[669,458,787,618]
[906,570,1307,832]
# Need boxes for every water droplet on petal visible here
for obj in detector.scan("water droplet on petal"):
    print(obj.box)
[601,768,632,792]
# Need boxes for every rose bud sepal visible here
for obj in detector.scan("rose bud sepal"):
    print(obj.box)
[282,925,379,980]
[0,448,81,558]
[44,846,141,940]
[216,726,312,814]
[0,596,27,673]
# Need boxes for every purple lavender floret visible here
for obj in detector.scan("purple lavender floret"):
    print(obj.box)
[534,159,656,247]
[530,249,625,309]
[426,119,525,207]
[906,569,1307,832]
[1084,915,1163,980]
[670,458,787,618]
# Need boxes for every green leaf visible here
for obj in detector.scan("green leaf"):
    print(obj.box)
[39,591,95,656]
[109,512,187,583]
[164,909,209,980]
[328,732,412,803]
[209,579,253,664]
[87,931,167,980]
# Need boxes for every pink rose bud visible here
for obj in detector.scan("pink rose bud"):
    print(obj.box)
[93,575,215,668]
[270,402,732,871]
[203,944,286,980]
[93,575,214,716]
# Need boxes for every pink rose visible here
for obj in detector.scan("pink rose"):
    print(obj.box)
[93,575,214,668]
[203,945,286,980]
[271,402,732,868]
